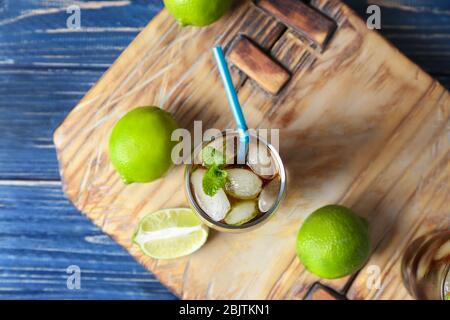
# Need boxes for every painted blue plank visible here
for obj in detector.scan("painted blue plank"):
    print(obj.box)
[0,2,177,299]
[0,67,100,179]
[0,182,177,299]
[0,0,163,67]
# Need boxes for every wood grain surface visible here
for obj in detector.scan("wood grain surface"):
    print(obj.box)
[1,0,449,299]
[53,0,450,300]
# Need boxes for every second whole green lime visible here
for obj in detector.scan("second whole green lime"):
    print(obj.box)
[109,106,179,184]
[296,205,371,279]
[163,0,233,27]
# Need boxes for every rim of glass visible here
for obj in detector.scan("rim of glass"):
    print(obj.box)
[441,265,449,300]
[184,130,286,231]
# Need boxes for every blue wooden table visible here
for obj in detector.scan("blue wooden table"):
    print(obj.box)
[0,0,449,299]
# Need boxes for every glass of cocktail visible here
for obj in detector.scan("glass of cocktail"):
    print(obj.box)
[185,130,286,232]
[401,230,450,300]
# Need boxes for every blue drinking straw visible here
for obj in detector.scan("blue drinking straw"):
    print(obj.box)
[213,45,249,164]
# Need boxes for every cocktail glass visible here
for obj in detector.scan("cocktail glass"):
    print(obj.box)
[185,130,286,232]
[401,230,450,300]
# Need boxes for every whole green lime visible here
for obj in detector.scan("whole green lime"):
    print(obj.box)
[163,0,233,27]
[296,205,371,279]
[109,107,179,184]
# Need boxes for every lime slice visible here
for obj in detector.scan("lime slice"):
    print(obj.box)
[133,208,208,259]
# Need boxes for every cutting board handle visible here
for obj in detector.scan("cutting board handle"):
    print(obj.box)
[228,35,291,95]
[255,0,337,50]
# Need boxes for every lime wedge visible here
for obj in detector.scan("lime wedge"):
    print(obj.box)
[133,208,208,259]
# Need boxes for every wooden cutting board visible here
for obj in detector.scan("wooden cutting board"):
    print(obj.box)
[53,0,449,300]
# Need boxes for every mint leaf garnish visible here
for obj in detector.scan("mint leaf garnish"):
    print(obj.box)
[202,165,228,197]
[202,146,225,168]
